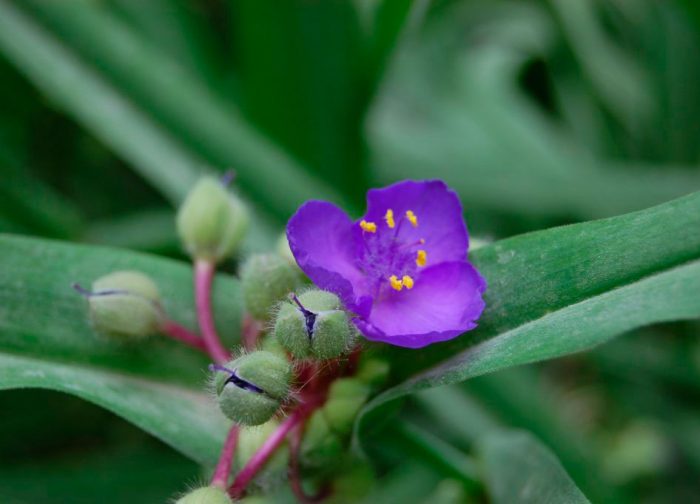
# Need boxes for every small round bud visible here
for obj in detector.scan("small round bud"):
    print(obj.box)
[323,378,370,434]
[175,486,232,504]
[212,351,292,426]
[275,234,298,267]
[300,409,343,471]
[84,270,163,340]
[274,290,355,360]
[176,176,249,263]
[240,254,301,321]
[355,357,390,388]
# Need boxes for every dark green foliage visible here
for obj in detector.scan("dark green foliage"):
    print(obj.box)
[0,0,698,502]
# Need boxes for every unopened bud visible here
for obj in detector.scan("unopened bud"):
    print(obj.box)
[211,351,292,426]
[77,270,163,340]
[175,486,232,504]
[274,290,355,360]
[240,254,301,321]
[176,176,249,263]
[300,409,343,471]
[323,378,370,434]
[355,357,390,388]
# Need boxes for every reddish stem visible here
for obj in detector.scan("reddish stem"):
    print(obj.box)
[241,313,262,351]
[289,425,331,503]
[228,401,320,499]
[194,259,230,364]
[159,320,207,353]
[211,424,240,489]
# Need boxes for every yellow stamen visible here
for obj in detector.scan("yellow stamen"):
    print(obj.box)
[359,220,377,233]
[416,250,427,267]
[402,275,414,289]
[384,209,395,229]
[405,210,418,227]
[389,275,403,291]
[419,238,426,244]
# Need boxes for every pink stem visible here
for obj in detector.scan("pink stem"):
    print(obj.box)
[242,313,262,351]
[229,402,319,499]
[159,320,207,352]
[211,424,240,489]
[194,259,230,364]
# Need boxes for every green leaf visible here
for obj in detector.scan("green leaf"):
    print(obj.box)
[0,0,278,252]
[0,234,237,463]
[479,430,590,504]
[0,439,198,503]
[368,2,700,219]
[19,0,350,218]
[357,192,700,453]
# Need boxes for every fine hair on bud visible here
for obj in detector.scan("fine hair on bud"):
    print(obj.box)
[174,486,233,504]
[176,176,249,263]
[274,289,356,360]
[211,351,292,426]
[240,254,302,322]
[83,270,163,341]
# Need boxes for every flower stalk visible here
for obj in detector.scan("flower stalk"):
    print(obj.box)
[194,259,230,364]
[228,398,322,499]
[211,424,240,489]
[159,319,207,352]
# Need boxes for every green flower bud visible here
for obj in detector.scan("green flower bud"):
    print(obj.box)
[240,254,301,321]
[355,357,390,388]
[175,486,232,504]
[212,351,292,426]
[236,420,289,491]
[81,270,163,340]
[275,234,297,267]
[176,176,249,263]
[274,290,356,360]
[323,378,370,435]
[300,409,344,471]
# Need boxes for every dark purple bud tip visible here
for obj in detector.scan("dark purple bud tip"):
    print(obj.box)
[210,364,264,394]
[220,170,236,186]
[72,282,93,297]
[290,293,317,339]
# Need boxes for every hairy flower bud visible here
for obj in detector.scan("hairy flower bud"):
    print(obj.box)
[240,254,301,321]
[355,357,390,388]
[175,486,232,504]
[300,409,343,471]
[212,351,292,426]
[301,377,370,471]
[176,176,249,263]
[83,270,163,340]
[274,290,356,360]
[323,378,370,434]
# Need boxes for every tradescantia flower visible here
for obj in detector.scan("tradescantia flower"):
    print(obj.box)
[286,180,486,348]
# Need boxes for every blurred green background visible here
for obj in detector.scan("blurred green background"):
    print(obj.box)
[1,0,699,502]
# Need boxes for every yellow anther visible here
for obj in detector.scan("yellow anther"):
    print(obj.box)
[384,209,395,229]
[406,210,418,227]
[419,238,426,244]
[359,220,377,233]
[402,275,414,289]
[389,275,403,291]
[416,250,427,267]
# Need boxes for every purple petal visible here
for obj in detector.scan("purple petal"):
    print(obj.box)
[286,200,372,316]
[363,180,469,264]
[353,261,486,348]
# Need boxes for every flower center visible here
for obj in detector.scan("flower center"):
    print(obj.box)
[357,208,427,296]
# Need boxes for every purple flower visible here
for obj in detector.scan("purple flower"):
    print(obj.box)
[286,180,486,348]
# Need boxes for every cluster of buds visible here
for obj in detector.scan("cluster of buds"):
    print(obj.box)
[74,174,384,503]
